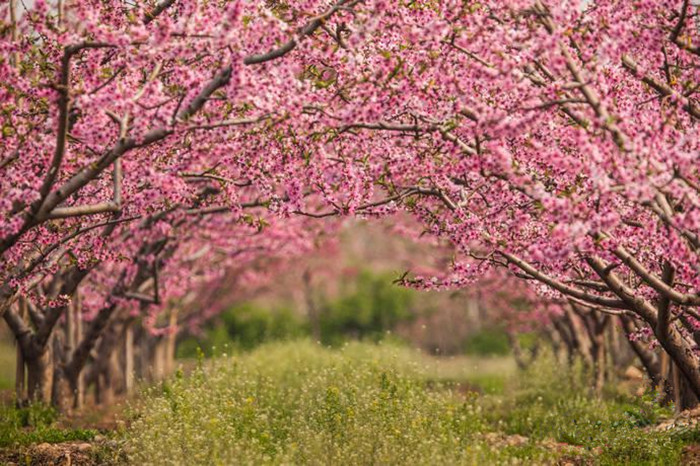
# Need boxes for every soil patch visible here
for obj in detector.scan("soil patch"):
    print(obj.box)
[1,441,95,466]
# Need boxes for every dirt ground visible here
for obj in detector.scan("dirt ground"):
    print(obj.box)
[0,392,129,466]
[1,441,97,466]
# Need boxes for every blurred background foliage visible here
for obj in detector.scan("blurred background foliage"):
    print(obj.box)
[176,268,516,359]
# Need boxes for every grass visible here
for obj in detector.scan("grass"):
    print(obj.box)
[0,340,694,464]
[0,337,98,450]
[0,339,99,450]
[0,403,98,448]
[417,353,515,395]
[121,340,699,465]
[483,357,698,465]
[123,341,550,465]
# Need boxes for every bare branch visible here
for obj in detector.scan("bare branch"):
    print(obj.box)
[2,306,33,348]
[643,198,700,250]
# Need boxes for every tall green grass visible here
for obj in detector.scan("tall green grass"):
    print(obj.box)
[122,341,699,465]
[0,403,97,447]
[125,341,552,465]
[484,355,696,465]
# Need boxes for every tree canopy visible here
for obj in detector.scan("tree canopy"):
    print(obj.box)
[2,0,700,402]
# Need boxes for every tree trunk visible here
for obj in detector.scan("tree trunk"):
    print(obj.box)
[652,320,700,408]
[592,333,606,395]
[15,340,25,406]
[74,293,84,409]
[564,306,594,367]
[96,355,118,405]
[569,304,609,394]
[621,316,662,389]
[164,309,177,376]
[607,318,635,371]
[672,364,699,412]
[85,313,127,403]
[51,365,81,412]
[303,270,321,341]
[589,315,609,395]
[508,331,539,370]
[123,322,134,395]
[153,338,165,381]
[552,316,576,364]
[26,347,52,403]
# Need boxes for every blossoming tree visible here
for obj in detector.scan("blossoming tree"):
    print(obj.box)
[312,0,700,405]
[3,0,700,409]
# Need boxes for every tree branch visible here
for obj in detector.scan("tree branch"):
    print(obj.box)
[585,255,658,323]
[656,261,675,341]
[500,252,629,309]
[621,55,700,119]
[37,43,117,212]
[243,0,361,65]
[34,266,90,348]
[612,245,700,306]
[144,0,177,24]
